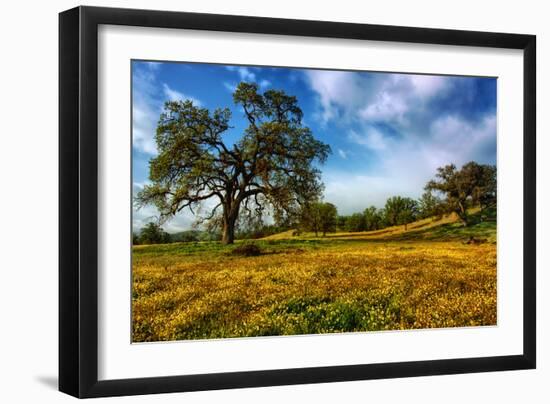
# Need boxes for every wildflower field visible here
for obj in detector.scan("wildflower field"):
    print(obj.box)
[132,215,497,342]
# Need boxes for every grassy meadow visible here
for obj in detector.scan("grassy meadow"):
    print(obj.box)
[132,211,497,342]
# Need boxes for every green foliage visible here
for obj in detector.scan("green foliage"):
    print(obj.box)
[345,213,366,232]
[318,202,338,235]
[336,215,347,231]
[418,191,445,220]
[425,161,497,224]
[363,206,384,231]
[263,296,400,334]
[384,196,418,229]
[300,201,338,236]
[138,222,171,245]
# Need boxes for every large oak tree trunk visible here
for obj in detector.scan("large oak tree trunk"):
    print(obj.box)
[222,221,235,244]
[221,203,239,244]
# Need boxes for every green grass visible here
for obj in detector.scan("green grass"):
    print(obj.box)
[133,209,496,260]
[133,237,327,259]
[391,219,496,243]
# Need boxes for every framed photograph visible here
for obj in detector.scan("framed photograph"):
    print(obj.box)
[59,6,536,398]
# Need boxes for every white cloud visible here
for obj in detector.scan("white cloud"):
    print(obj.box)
[162,83,202,106]
[337,149,347,159]
[428,113,497,164]
[359,90,408,123]
[323,152,438,214]
[162,83,184,101]
[302,69,496,213]
[132,182,223,233]
[225,66,271,91]
[224,78,270,93]
[325,109,496,213]
[374,114,495,204]
[410,75,449,98]
[303,70,376,124]
[142,61,161,71]
[132,68,160,154]
[223,81,237,93]
[259,79,271,88]
[303,70,452,130]
[348,128,389,151]
[323,172,418,214]
[133,204,197,234]
[226,66,256,82]
[132,65,202,155]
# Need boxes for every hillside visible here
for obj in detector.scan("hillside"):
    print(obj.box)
[262,208,496,243]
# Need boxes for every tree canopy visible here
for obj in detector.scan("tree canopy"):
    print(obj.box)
[136,82,331,244]
[136,222,171,245]
[384,196,418,229]
[363,206,383,231]
[300,201,338,236]
[425,161,496,224]
[346,212,366,232]
[418,191,444,220]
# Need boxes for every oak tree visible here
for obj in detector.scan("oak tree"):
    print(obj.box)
[136,82,331,244]
[425,162,496,225]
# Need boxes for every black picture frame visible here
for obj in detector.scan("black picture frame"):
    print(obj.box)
[59,5,536,398]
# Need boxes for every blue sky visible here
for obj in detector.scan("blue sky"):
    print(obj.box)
[132,60,496,232]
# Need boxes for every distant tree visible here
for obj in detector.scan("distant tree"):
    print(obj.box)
[346,212,366,232]
[474,164,497,209]
[363,206,383,231]
[384,197,399,227]
[318,202,338,236]
[425,162,497,225]
[132,232,140,245]
[136,82,330,244]
[337,215,348,231]
[301,202,338,236]
[377,208,388,228]
[418,191,444,220]
[300,203,320,236]
[384,196,418,230]
[397,198,419,230]
[139,222,171,245]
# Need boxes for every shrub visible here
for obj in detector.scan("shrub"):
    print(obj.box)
[231,243,262,256]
